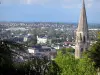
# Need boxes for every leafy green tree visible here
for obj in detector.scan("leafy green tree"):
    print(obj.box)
[97,32,100,40]
[88,32,100,74]
[88,41,100,68]
[55,51,78,75]
[78,55,96,75]
[55,49,97,75]
[13,57,61,75]
[0,40,26,75]
[86,32,100,73]
[0,40,26,67]
[0,40,60,75]
[65,48,75,53]
[0,40,12,69]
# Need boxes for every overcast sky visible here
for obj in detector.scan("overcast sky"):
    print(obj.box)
[0,0,100,23]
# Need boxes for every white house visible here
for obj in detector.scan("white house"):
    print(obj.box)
[27,46,57,60]
[23,37,28,42]
[28,48,38,54]
[37,36,47,44]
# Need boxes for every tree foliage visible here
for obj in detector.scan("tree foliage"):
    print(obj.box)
[55,49,97,75]
[12,57,60,75]
[88,40,100,68]
[97,32,100,40]
[0,40,12,69]
[0,40,60,75]
[86,32,100,69]
[0,40,27,75]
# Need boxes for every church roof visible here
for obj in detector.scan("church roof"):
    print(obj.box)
[77,0,88,32]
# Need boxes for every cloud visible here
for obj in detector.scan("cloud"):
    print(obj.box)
[62,0,94,9]
[62,4,78,9]
[86,0,93,8]
[0,0,48,5]
[61,0,80,9]
[27,0,31,4]
[21,0,32,4]
[0,0,20,4]
[20,0,49,5]
[0,0,94,8]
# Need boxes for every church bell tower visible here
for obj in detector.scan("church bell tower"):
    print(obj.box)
[75,0,89,58]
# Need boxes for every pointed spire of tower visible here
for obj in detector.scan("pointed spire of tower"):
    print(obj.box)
[75,0,89,58]
[77,0,88,32]
[82,0,85,6]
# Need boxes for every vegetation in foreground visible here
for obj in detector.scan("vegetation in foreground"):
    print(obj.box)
[55,48,97,75]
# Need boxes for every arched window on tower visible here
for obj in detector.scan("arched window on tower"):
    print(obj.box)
[83,36,86,43]
[80,33,82,41]
[81,48,83,52]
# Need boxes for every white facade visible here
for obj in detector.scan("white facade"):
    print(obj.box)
[28,46,57,60]
[37,36,47,44]
[23,37,28,42]
[28,48,38,54]
[53,46,60,49]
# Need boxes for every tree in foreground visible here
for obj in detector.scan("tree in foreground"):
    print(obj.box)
[0,40,60,75]
[55,49,97,75]
[13,57,60,75]
[88,41,100,68]
[87,33,100,74]
[0,40,27,75]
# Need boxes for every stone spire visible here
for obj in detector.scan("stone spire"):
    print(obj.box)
[77,0,88,32]
[75,0,89,58]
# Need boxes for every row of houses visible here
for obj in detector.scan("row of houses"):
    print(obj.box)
[28,45,57,60]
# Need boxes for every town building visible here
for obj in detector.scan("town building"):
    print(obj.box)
[37,35,48,44]
[28,45,57,60]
